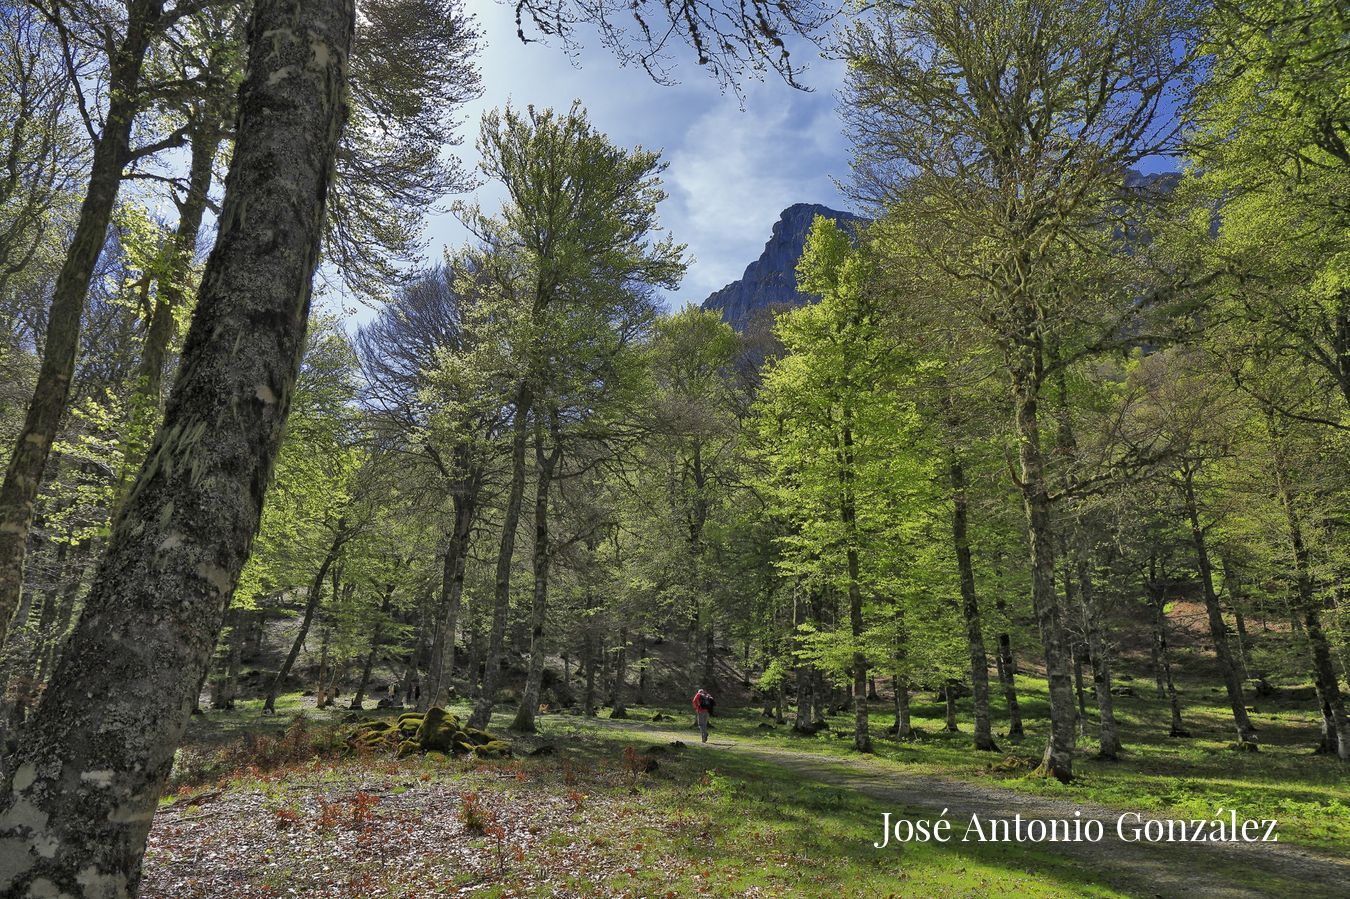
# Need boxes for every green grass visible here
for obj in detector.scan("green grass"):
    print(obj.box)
[584,674,1349,854]
[577,732,1130,897]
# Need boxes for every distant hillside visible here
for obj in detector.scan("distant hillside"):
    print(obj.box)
[700,203,864,330]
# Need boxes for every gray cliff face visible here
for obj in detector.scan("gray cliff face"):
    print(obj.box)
[700,203,863,329]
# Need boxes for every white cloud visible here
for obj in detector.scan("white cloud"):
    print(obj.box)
[416,3,851,310]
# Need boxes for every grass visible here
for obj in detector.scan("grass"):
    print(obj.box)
[160,715,1135,897]
[582,673,1350,854]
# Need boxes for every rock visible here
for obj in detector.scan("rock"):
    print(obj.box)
[474,740,513,759]
[464,727,494,747]
[414,707,461,751]
[528,744,557,757]
[700,203,864,331]
[1110,685,1136,697]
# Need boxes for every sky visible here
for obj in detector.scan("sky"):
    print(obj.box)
[424,1,853,310]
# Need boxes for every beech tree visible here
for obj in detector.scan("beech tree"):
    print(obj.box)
[842,0,1195,781]
[0,0,356,889]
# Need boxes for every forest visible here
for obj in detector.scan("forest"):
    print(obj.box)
[0,0,1347,896]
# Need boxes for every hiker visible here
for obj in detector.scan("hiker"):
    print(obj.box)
[692,687,716,743]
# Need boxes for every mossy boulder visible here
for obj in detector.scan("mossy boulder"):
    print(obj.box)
[473,740,513,759]
[463,728,494,747]
[414,707,462,752]
[346,707,509,758]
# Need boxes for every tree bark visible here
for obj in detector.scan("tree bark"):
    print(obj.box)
[1013,370,1076,781]
[113,116,226,515]
[468,381,532,729]
[837,412,871,753]
[1148,569,1188,737]
[993,592,1024,740]
[511,418,561,732]
[582,619,597,717]
[947,449,996,751]
[1268,441,1350,760]
[264,520,347,713]
[0,0,353,889]
[1181,465,1258,749]
[211,607,245,710]
[610,625,629,718]
[1077,545,1121,759]
[0,0,165,642]
[422,476,479,710]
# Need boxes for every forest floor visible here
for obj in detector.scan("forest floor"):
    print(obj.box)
[142,675,1349,898]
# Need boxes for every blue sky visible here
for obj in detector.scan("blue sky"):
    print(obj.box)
[426,1,852,309]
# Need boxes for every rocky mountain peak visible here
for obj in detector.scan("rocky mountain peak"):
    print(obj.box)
[700,203,864,330]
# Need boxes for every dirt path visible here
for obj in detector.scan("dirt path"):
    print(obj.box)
[576,717,1349,898]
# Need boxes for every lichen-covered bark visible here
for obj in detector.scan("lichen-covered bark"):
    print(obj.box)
[1013,373,1077,782]
[0,0,164,644]
[468,382,532,730]
[511,420,562,733]
[0,0,353,891]
[947,450,996,751]
[422,473,479,710]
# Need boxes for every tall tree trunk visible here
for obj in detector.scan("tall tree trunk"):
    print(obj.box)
[0,0,353,889]
[792,589,813,732]
[610,625,629,719]
[113,118,226,515]
[264,521,347,712]
[894,674,911,739]
[512,420,561,733]
[1013,371,1076,781]
[582,618,597,717]
[314,623,331,708]
[947,448,996,751]
[1181,466,1258,749]
[1077,545,1121,759]
[1148,569,1188,737]
[423,478,478,710]
[944,681,959,732]
[636,633,648,705]
[468,382,532,730]
[1269,438,1350,760]
[0,0,166,642]
[211,607,245,710]
[839,415,871,754]
[994,592,1024,741]
[352,585,394,711]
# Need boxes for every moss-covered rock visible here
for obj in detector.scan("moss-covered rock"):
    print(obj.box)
[463,728,494,747]
[415,707,462,751]
[473,740,512,759]
[346,708,509,758]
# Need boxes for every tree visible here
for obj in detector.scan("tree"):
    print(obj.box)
[842,0,1195,781]
[461,103,684,730]
[0,0,355,888]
